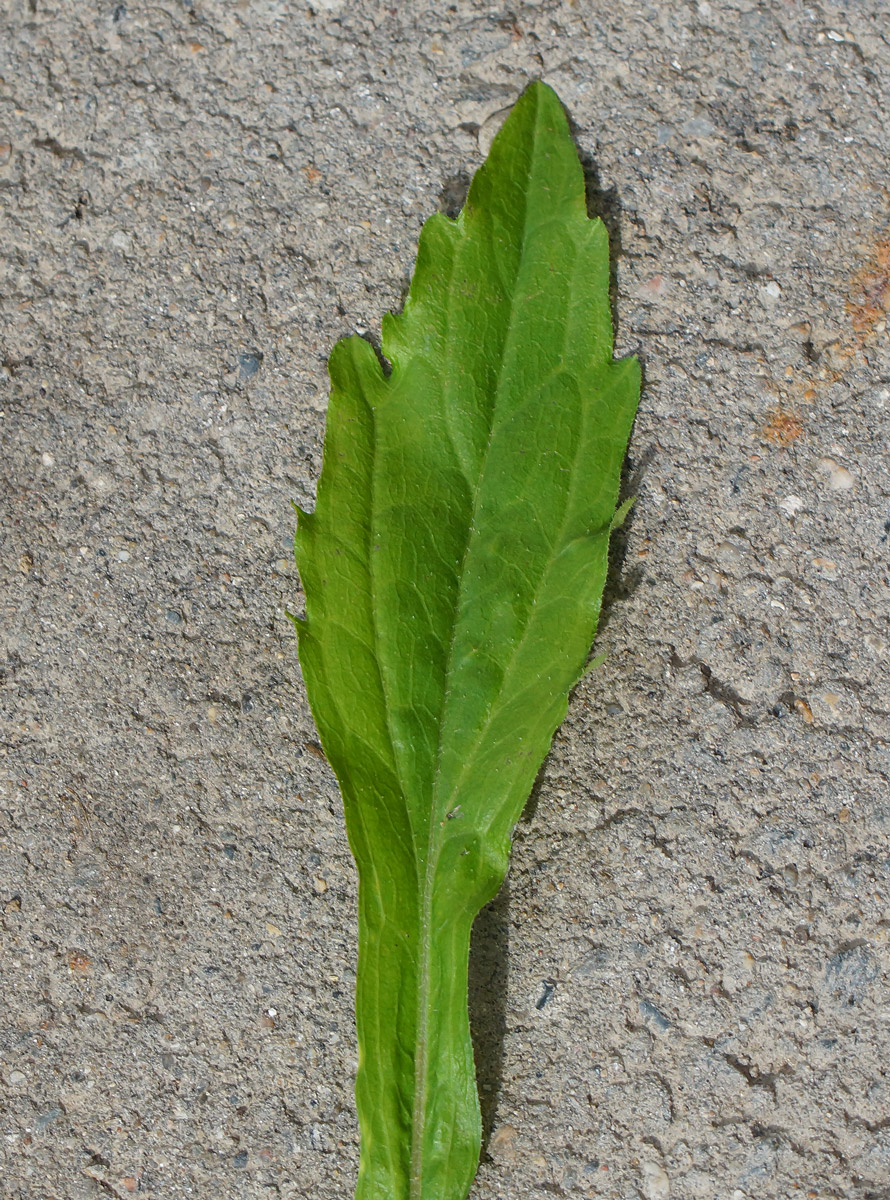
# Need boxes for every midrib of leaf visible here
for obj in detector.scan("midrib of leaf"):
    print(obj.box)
[405,93,547,1200]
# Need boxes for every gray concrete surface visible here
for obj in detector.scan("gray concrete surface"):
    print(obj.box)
[2,2,889,1197]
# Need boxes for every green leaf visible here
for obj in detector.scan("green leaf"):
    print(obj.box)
[294,81,640,1200]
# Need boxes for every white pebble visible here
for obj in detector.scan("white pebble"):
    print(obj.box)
[818,458,856,491]
[829,466,855,490]
[641,1162,670,1200]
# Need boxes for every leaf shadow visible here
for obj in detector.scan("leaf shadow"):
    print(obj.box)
[438,171,471,219]
[596,442,657,637]
[468,880,511,1156]
[467,758,547,1154]
[573,122,655,636]
[574,143,627,343]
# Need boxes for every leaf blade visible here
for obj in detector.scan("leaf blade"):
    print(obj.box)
[295,81,641,1200]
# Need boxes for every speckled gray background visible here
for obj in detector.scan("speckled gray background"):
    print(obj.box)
[2,2,889,1197]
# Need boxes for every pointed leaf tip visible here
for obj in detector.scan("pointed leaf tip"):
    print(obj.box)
[467,75,585,230]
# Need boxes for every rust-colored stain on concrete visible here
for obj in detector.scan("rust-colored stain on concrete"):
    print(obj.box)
[762,405,804,446]
[847,233,890,339]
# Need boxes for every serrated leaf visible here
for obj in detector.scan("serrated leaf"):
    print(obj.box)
[294,81,640,1200]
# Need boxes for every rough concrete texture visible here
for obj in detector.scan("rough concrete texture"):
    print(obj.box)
[1,1,889,1197]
